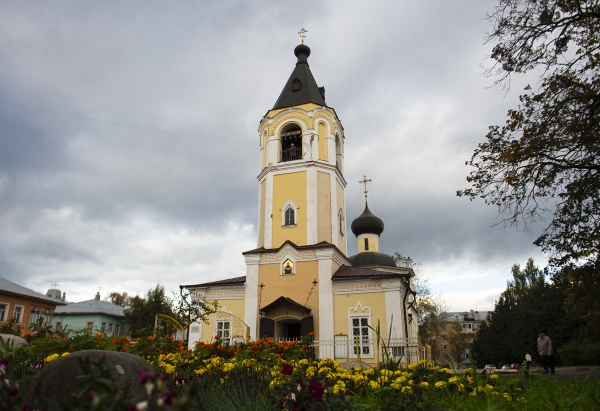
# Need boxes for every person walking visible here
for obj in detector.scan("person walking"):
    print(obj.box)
[525,352,532,369]
[537,330,555,374]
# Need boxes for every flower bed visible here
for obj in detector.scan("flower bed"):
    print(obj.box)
[1,333,598,410]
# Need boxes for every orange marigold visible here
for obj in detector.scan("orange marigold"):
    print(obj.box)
[307,332,314,337]
[147,335,154,341]
[167,335,175,341]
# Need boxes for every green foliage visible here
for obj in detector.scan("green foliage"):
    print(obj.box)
[0,318,21,336]
[559,340,600,366]
[472,258,573,366]
[458,0,600,266]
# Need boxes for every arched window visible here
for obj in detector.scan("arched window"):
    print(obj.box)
[42,309,52,326]
[29,306,40,324]
[280,198,299,227]
[280,125,302,162]
[284,207,295,226]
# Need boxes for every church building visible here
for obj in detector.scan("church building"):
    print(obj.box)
[182,37,418,362]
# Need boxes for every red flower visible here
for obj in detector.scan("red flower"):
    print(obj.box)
[307,379,324,401]
[307,332,314,337]
[214,335,221,340]
[282,364,293,375]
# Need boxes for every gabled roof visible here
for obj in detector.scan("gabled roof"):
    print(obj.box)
[261,296,311,315]
[181,276,247,289]
[243,240,347,257]
[54,298,124,317]
[332,265,411,280]
[0,277,67,306]
[272,44,326,110]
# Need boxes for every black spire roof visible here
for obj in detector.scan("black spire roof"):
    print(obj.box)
[351,202,384,237]
[272,44,326,110]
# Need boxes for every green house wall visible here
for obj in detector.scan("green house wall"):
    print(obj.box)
[53,313,125,336]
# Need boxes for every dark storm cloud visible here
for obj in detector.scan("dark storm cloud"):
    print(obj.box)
[0,0,543,309]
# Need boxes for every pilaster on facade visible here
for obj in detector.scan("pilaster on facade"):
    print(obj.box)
[306,167,318,244]
[244,254,261,339]
[264,174,274,249]
[317,255,334,358]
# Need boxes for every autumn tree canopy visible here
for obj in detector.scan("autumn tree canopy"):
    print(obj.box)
[458,0,600,266]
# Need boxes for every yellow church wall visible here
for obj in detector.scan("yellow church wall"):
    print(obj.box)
[265,103,323,121]
[259,180,266,248]
[336,180,346,254]
[317,171,332,243]
[272,172,307,247]
[199,298,246,342]
[261,130,267,169]
[331,260,341,276]
[317,122,328,161]
[258,260,320,338]
[357,234,380,253]
[332,292,388,337]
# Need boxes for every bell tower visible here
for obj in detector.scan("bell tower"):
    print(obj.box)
[256,39,347,254]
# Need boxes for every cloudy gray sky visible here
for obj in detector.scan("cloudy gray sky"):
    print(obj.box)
[0,1,549,311]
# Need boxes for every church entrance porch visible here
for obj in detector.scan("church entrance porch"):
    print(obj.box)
[259,296,313,340]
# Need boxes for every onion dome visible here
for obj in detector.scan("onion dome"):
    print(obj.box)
[294,44,311,59]
[351,202,384,237]
[347,252,396,268]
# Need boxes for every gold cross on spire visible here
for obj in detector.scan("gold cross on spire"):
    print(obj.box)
[298,28,308,44]
[359,175,371,199]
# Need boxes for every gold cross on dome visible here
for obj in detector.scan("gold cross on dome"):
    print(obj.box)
[298,28,308,44]
[359,175,371,199]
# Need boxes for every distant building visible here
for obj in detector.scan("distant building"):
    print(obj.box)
[0,277,68,335]
[439,310,489,368]
[53,292,126,336]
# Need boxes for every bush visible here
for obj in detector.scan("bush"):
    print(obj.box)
[558,340,600,366]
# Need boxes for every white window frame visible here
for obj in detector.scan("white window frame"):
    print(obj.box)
[42,309,52,326]
[108,323,113,336]
[0,303,9,322]
[348,302,373,358]
[115,324,120,335]
[55,322,62,332]
[87,322,94,333]
[101,322,106,333]
[13,305,24,323]
[215,320,231,343]
[29,306,40,324]
[280,199,299,227]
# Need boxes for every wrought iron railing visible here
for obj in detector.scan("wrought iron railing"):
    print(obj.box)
[280,147,302,162]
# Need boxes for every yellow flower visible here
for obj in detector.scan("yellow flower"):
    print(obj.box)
[44,354,59,363]
[401,386,413,394]
[485,384,494,392]
[369,380,380,390]
[305,366,315,378]
[463,368,472,374]
[489,373,498,380]
[434,381,447,389]
[470,390,477,397]
[407,363,418,371]
[419,359,426,365]
[419,381,429,390]
[448,376,460,385]
[517,397,527,403]
[298,359,309,366]
[61,352,70,357]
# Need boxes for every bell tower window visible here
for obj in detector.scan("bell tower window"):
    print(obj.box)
[280,125,302,162]
[280,198,299,227]
[284,207,295,226]
[364,238,369,250]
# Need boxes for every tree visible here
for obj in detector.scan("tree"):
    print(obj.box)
[457,0,600,266]
[472,258,573,366]
[107,285,175,337]
[447,321,469,366]
[393,253,448,364]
